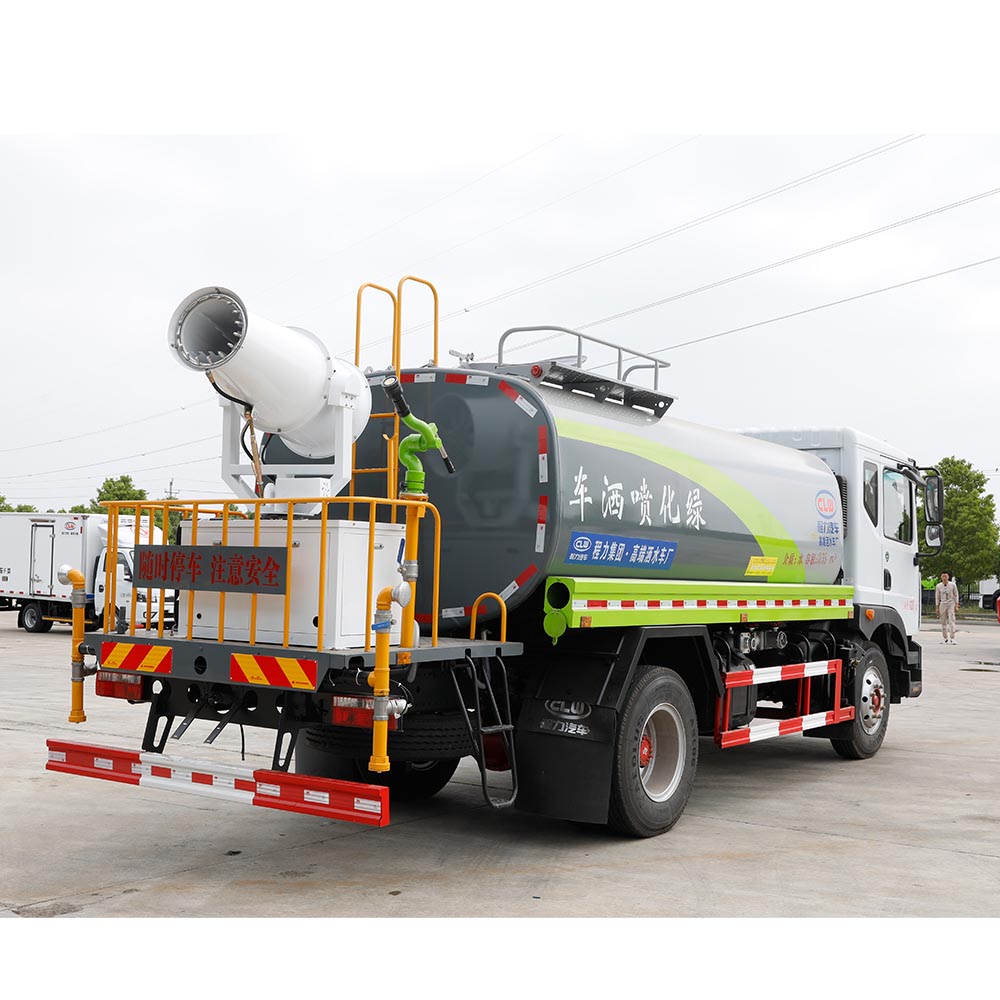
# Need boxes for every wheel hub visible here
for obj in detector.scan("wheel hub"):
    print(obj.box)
[637,702,686,803]
[639,734,653,768]
[860,663,887,735]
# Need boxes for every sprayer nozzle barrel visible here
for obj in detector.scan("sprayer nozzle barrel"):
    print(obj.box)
[381,375,411,418]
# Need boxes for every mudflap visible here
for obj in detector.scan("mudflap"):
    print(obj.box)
[514,698,616,825]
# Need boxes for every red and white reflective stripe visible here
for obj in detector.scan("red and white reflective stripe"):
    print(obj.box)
[444,373,490,386]
[45,740,389,826]
[497,380,538,418]
[536,497,548,553]
[719,710,843,748]
[398,372,437,384]
[571,598,852,610]
[538,426,549,483]
[723,659,839,687]
[500,564,538,602]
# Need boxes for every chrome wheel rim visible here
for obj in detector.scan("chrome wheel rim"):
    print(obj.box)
[859,662,887,735]
[638,702,686,802]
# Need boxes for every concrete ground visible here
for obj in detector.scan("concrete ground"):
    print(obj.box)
[1,615,998,918]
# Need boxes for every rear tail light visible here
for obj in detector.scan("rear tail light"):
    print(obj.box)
[330,695,405,730]
[95,670,144,701]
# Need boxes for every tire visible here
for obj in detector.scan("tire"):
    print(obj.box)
[294,740,460,802]
[831,642,890,760]
[608,665,698,838]
[21,603,53,633]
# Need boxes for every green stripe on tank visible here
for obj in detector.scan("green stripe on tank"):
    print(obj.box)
[556,417,805,583]
[542,577,855,636]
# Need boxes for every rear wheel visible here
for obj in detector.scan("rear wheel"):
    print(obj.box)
[21,603,53,633]
[608,665,698,838]
[831,643,890,760]
[295,738,461,802]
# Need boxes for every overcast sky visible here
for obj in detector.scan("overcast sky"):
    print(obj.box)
[2,132,998,517]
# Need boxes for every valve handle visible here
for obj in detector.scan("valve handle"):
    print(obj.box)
[438,445,456,475]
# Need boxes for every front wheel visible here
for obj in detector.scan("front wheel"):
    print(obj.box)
[831,643,890,760]
[21,603,53,633]
[608,665,698,838]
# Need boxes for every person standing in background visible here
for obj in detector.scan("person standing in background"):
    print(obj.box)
[935,571,960,644]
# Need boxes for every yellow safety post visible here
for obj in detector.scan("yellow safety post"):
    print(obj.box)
[368,581,411,772]
[59,566,88,723]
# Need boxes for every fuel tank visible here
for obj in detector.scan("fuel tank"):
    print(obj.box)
[351,367,844,630]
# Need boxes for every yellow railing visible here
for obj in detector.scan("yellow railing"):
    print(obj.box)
[102,496,441,652]
[349,275,440,524]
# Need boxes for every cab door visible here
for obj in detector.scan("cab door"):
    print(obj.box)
[881,467,919,634]
[95,549,133,625]
[30,523,55,596]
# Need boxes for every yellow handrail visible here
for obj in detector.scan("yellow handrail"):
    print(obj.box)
[469,592,508,642]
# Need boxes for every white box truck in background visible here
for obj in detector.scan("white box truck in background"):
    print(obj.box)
[0,511,169,633]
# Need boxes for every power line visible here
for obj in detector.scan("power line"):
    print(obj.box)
[1,437,218,480]
[352,134,923,356]
[497,183,1000,357]
[419,136,700,267]
[261,136,562,298]
[0,399,214,454]
[584,252,1000,369]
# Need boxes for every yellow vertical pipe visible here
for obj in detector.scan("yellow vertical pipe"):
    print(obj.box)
[250,500,261,644]
[67,567,87,723]
[316,501,328,651]
[105,504,116,632]
[129,507,140,636]
[283,502,294,647]
[143,505,153,633]
[399,499,424,649]
[367,586,393,772]
[218,504,229,643]
[364,501,376,652]
[187,503,198,641]
[157,501,168,638]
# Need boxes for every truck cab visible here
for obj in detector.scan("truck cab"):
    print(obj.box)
[742,427,942,638]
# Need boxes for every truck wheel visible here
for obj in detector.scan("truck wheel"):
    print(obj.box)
[21,603,53,633]
[294,741,460,801]
[608,665,698,838]
[831,643,890,760]
[367,759,461,801]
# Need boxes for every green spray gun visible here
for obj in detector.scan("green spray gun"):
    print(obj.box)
[382,375,456,495]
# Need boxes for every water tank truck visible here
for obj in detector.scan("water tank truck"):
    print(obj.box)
[45,278,944,837]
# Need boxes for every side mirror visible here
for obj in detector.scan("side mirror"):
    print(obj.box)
[925,523,943,549]
[924,474,943,524]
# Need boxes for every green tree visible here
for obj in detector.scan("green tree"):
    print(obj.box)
[0,496,38,512]
[87,475,148,512]
[919,457,999,593]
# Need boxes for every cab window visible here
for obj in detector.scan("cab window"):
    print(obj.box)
[116,552,132,581]
[863,462,878,526]
[882,469,912,543]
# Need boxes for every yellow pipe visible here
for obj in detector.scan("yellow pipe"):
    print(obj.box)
[129,506,140,635]
[399,498,425,648]
[368,585,394,772]
[249,502,260,644]
[218,503,229,643]
[66,567,87,723]
[316,501,328,651]
[364,501,376,652]
[283,502,294,647]
[186,504,199,641]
